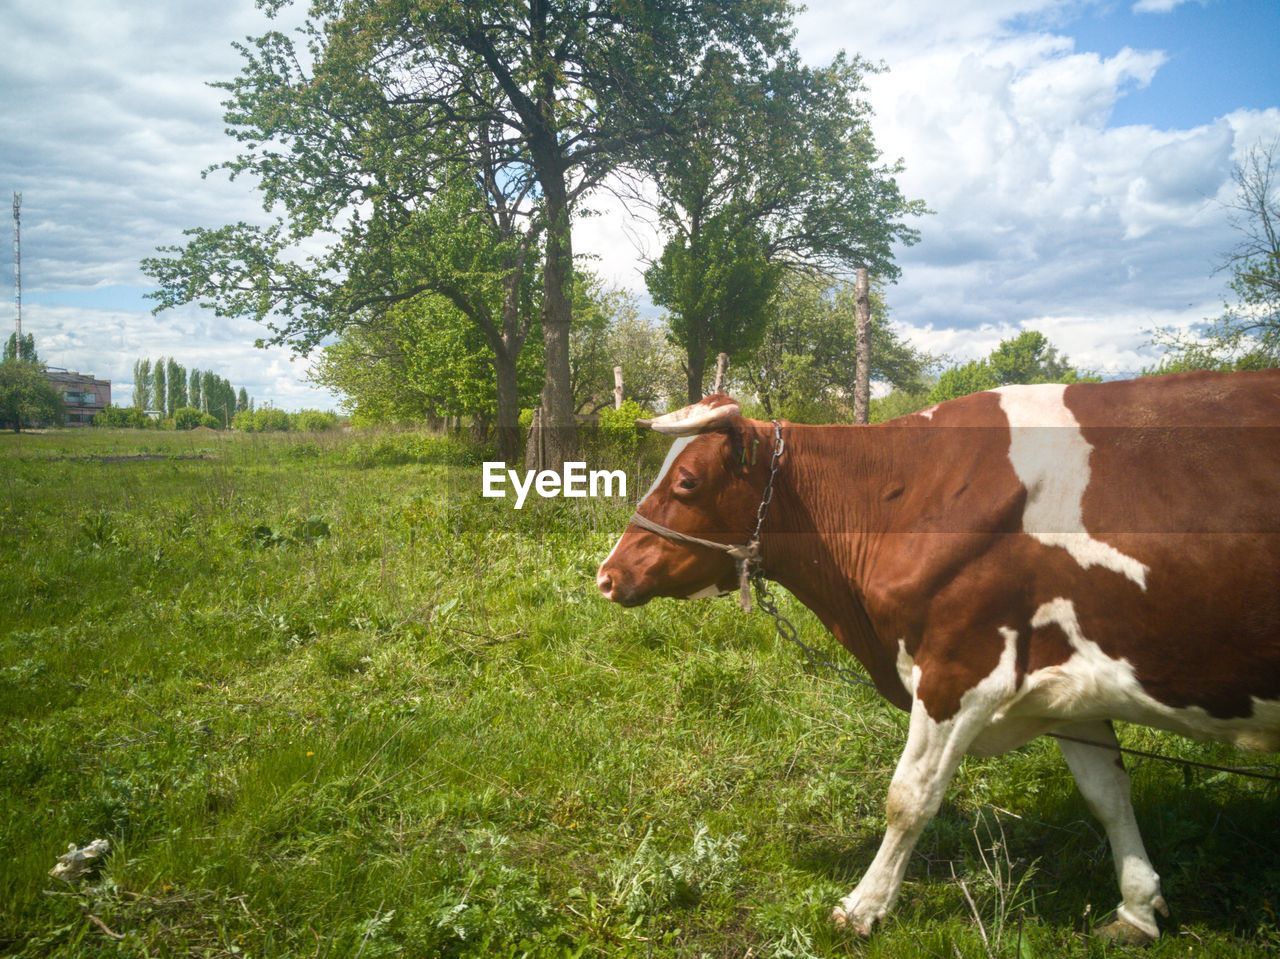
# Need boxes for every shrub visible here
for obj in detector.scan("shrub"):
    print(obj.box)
[232,407,339,432]
[292,409,340,432]
[596,399,653,454]
[173,406,219,430]
[233,407,292,432]
[92,404,149,429]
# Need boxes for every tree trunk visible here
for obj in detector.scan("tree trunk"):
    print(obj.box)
[537,188,578,468]
[854,267,871,425]
[613,366,623,409]
[685,342,708,405]
[713,352,728,393]
[494,346,520,464]
[470,412,491,446]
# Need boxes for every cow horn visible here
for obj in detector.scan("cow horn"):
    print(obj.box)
[640,395,740,436]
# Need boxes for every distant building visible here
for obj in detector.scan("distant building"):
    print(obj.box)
[45,369,111,426]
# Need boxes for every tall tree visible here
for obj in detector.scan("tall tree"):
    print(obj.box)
[153,359,167,418]
[166,358,185,415]
[740,274,932,421]
[0,359,62,432]
[1149,138,1280,372]
[3,333,37,363]
[145,73,543,460]
[1220,138,1280,342]
[188,368,202,412]
[237,387,249,414]
[640,52,924,400]
[647,212,783,402]
[133,358,151,411]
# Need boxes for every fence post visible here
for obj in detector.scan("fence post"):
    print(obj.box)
[854,268,870,425]
[713,352,728,394]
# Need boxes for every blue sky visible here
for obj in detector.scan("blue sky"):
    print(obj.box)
[1,0,1278,408]
[1060,0,1280,128]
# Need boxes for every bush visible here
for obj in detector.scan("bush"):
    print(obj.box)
[292,409,340,432]
[233,407,292,433]
[173,406,220,430]
[92,404,150,429]
[232,407,340,432]
[596,399,653,454]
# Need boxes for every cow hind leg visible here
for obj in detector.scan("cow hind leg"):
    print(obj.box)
[833,692,998,935]
[1056,719,1168,943]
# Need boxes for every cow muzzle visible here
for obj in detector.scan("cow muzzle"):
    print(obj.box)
[596,564,650,607]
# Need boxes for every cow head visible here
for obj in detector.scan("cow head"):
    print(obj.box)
[597,394,772,606]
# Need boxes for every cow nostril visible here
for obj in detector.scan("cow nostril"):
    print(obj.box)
[597,571,614,596]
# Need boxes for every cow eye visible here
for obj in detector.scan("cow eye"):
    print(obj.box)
[675,468,699,491]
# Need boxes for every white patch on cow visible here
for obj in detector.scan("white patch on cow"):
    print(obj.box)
[642,435,696,502]
[1019,598,1280,751]
[599,436,696,577]
[895,640,917,697]
[835,629,1020,934]
[686,584,730,599]
[917,405,939,420]
[996,384,1149,590]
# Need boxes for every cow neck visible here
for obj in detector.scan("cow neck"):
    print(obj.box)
[757,422,909,708]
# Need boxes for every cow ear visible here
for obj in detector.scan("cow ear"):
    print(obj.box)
[636,394,740,436]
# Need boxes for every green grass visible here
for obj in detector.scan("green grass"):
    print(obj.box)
[1,428,1278,957]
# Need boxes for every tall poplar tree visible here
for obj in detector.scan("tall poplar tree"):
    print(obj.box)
[166,358,185,414]
[153,360,167,417]
[133,359,151,411]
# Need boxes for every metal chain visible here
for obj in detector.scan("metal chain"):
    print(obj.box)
[744,421,1280,782]
[752,574,879,689]
[749,420,786,545]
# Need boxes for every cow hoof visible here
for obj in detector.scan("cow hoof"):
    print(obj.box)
[1096,919,1158,946]
[830,906,873,937]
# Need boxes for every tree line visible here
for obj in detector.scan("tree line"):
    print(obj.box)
[142,3,1276,458]
[131,357,251,428]
[142,0,923,464]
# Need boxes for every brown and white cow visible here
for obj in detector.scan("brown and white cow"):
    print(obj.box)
[597,369,1280,941]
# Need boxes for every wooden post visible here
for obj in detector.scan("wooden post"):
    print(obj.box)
[613,366,624,409]
[713,352,729,394]
[854,268,871,425]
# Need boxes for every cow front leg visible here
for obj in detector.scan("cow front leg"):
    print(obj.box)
[1056,720,1168,943]
[833,692,995,935]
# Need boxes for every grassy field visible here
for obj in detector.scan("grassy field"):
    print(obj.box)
[1,427,1277,958]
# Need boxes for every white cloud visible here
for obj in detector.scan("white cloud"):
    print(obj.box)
[777,1,1280,368]
[1132,0,1197,14]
